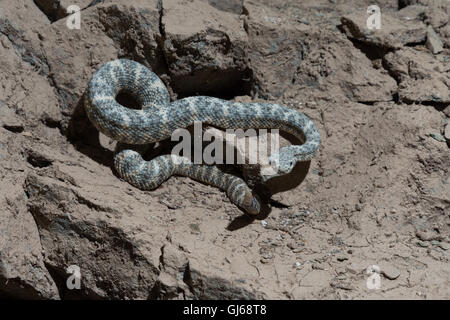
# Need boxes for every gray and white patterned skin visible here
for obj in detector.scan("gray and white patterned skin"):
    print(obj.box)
[85,59,320,215]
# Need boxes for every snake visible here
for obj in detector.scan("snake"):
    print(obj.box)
[84,59,320,215]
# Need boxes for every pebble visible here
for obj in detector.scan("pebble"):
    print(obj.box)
[21,131,33,137]
[331,280,353,291]
[444,124,450,142]
[0,36,12,49]
[293,210,310,218]
[426,25,444,54]
[429,133,446,143]
[261,220,268,228]
[296,17,310,25]
[417,241,429,248]
[381,264,401,280]
[416,230,434,241]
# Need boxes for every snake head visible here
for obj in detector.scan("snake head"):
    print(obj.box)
[261,152,296,181]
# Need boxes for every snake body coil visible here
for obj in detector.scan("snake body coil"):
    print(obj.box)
[85,59,320,214]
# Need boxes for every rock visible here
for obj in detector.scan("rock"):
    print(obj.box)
[205,0,243,14]
[330,279,353,290]
[244,1,310,99]
[161,0,250,98]
[430,133,446,143]
[398,0,426,9]
[440,24,450,48]
[96,1,163,72]
[416,230,431,241]
[380,264,401,280]
[0,102,24,132]
[397,5,427,21]
[424,5,449,30]
[417,240,429,247]
[40,1,163,133]
[245,3,397,102]
[444,105,450,117]
[340,10,427,49]
[444,123,450,142]
[154,243,190,299]
[186,259,263,299]
[0,9,62,126]
[0,8,50,75]
[346,261,367,274]
[33,0,94,21]
[383,48,450,104]
[416,229,442,241]
[437,242,450,251]
[426,25,444,54]
[24,168,164,299]
[336,254,348,262]
[0,180,59,299]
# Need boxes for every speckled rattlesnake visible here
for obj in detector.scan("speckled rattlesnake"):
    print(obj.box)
[84,59,320,214]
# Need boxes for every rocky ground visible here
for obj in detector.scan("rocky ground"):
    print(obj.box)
[0,0,449,299]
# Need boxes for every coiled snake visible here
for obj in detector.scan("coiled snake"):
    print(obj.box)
[85,59,320,215]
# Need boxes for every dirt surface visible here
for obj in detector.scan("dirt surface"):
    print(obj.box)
[0,0,449,299]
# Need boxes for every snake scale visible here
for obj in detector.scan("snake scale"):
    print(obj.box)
[85,59,320,215]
